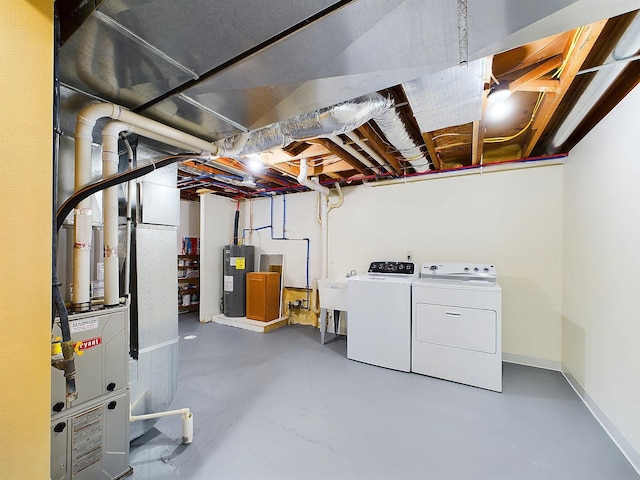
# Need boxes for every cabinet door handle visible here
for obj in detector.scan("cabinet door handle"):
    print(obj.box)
[445,311,462,316]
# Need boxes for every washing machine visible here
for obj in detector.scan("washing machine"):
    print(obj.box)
[347,261,418,372]
[411,263,502,392]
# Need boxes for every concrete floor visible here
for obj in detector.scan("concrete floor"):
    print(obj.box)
[130,313,638,480]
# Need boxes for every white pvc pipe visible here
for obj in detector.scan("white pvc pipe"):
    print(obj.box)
[328,135,376,170]
[320,193,329,281]
[102,122,127,306]
[182,412,194,445]
[344,131,394,173]
[328,182,344,213]
[369,156,567,188]
[73,103,250,309]
[297,158,330,196]
[123,138,134,297]
[298,159,330,280]
[130,407,193,444]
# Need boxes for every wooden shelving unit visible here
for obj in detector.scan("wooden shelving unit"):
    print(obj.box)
[178,254,199,314]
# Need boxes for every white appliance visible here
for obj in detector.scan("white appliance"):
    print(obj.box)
[347,261,418,372]
[411,263,502,392]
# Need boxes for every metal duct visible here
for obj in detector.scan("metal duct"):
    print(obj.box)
[219,93,430,173]
[373,107,431,173]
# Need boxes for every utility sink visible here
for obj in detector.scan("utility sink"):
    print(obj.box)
[318,279,348,311]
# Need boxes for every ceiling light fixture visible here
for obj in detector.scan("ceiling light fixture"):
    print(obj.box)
[488,80,511,104]
[486,100,513,122]
[245,153,264,173]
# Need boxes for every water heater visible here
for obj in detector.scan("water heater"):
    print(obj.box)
[223,245,255,317]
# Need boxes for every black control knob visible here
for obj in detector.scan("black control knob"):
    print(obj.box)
[52,402,65,413]
[464,267,469,272]
[430,265,438,271]
[484,267,489,272]
[53,422,66,433]
[474,267,479,272]
[106,382,116,392]
[107,401,117,410]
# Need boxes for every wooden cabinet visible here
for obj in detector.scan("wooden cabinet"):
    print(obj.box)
[246,272,281,322]
[178,254,199,313]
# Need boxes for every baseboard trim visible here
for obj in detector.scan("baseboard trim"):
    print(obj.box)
[561,366,640,476]
[502,353,561,371]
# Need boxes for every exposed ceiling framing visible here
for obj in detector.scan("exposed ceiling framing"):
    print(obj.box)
[56,1,640,201]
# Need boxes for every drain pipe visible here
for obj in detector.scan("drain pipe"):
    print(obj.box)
[328,135,376,171]
[101,122,126,307]
[122,134,135,297]
[130,408,193,444]
[73,103,249,311]
[298,159,330,279]
[328,182,344,213]
[298,160,345,332]
[344,131,394,173]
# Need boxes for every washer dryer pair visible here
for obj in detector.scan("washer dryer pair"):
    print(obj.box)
[412,263,502,392]
[346,261,502,392]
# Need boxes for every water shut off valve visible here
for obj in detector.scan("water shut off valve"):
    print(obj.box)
[51,337,81,402]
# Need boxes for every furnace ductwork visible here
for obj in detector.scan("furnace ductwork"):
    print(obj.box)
[219,93,431,173]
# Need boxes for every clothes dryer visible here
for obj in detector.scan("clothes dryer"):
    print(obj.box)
[411,263,502,392]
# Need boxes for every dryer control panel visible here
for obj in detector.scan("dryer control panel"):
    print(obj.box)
[368,261,416,275]
[420,262,496,281]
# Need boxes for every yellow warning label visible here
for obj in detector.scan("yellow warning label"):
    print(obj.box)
[235,257,245,269]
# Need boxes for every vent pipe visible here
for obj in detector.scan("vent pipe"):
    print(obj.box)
[72,103,248,311]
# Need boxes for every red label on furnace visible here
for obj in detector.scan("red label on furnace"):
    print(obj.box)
[79,337,101,350]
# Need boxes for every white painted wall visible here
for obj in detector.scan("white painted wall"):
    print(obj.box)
[200,194,236,321]
[178,199,201,254]
[563,84,640,465]
[242,165,564,363]
[334,168,564,363]
[242,193,322,287]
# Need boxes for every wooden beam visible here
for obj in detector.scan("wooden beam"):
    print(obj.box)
[282,141,311,157]
[509,56,562,91]
[512,79,560,93]
[561,60,640,152]
[307,138,368,175]
[357,124,403,174]
[493,32,569,76]
[523,20,607,157]
[421,132,441,170]
[186,159,291,188]
[261,144,331,164]
[271,155,351,179]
